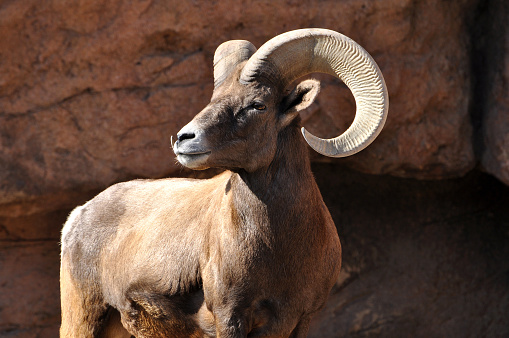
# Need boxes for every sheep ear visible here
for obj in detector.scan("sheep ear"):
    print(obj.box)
[279,79,320,127]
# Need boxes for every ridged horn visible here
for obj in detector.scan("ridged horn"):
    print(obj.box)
[213,40,257,89]
[240,28,388,158]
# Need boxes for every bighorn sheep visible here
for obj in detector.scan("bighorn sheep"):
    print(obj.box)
[60,28,388,337]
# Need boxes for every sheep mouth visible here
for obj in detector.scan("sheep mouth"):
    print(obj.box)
[178,150,211,156]
[176,151,211,169]
[176,149,211,158]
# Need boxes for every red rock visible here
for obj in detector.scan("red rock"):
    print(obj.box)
[0,241,60,337]
[481,1,509,185]
[0,0,480,214]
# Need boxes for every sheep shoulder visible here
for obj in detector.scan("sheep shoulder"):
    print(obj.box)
[61,172,233,311]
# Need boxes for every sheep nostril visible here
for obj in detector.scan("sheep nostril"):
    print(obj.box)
[177,132,195,143]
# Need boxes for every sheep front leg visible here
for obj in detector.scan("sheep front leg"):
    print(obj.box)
[289,317,311,338]
[214,313,248,338]
[119,289,205,337]
[60,261,107,337]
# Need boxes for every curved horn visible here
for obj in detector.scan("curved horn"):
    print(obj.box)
[240,28,388,158]
[213,40,257,89]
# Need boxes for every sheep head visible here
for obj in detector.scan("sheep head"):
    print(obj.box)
[173,28,389,172]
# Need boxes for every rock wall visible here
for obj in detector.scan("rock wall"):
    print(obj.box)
[309,165,509,337]
[0,0,508,336]
[2,0,494,215]
[476,0,509,185]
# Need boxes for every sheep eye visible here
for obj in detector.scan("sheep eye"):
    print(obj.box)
[252,103,266,110]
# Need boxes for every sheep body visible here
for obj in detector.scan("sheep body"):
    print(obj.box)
[60,28,388,337]
[61,160,341,337]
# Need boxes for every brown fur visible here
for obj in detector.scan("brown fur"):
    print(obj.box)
[60,64,341,337]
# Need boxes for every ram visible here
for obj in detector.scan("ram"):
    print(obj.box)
[60,28,388,337]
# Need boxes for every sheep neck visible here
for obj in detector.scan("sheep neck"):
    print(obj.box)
[229,124,322,232]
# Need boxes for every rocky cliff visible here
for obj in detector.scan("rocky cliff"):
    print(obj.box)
[0,0,508,336]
